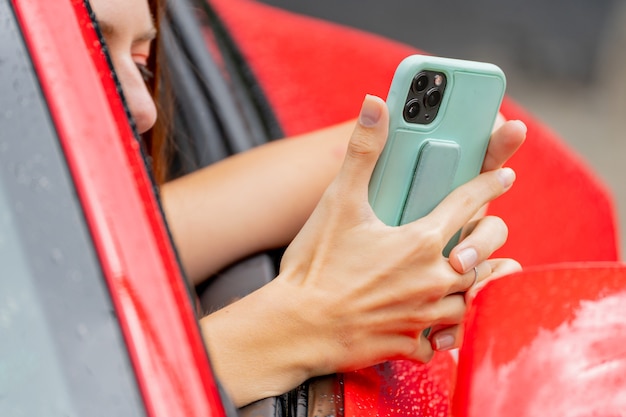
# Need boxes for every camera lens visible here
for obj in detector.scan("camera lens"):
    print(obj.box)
[413,74,429,93]
[404,99,420,119]
[424,88,442,108]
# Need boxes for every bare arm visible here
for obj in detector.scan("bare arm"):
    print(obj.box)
[160,121,354,285]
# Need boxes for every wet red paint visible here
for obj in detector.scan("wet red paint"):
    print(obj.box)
[344,353,457,416]
[456,265,626,417]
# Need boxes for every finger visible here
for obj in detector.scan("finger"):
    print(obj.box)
[334,95,389,198]
[489,258,522,278]
[415,292,467,326]
[465,258,522,303]
[406,331,436,363]
[459,215,479,240]
[446,260,492,295]
[359,333,435,365]
[420,168,516,241]
[432,259,520,351]
[430,324,463,352]
[492,112,506,132]
[482,120,527,172]
[448,216,509,273]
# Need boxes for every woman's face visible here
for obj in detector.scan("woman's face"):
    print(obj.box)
[89,0,157,134]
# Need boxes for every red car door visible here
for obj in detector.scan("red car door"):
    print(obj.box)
[2,1,230,415]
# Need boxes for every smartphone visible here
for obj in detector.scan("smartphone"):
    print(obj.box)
[368,54,506,255]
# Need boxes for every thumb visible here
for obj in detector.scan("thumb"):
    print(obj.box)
[335,95,389,195]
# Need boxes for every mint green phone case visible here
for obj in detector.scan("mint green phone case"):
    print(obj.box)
[368,54,506,254]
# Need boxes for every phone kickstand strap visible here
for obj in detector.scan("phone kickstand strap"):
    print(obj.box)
[400,139,460,224]
[401,139,461,257]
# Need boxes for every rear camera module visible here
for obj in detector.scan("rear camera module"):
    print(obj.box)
[403,70,447,124]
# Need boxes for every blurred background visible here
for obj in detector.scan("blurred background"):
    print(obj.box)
[260,0,626,259]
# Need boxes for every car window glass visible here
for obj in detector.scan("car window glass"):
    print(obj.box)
[0,183,81,415]
[0,2,145,415]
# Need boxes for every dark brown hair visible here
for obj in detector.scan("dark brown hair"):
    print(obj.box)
[144,0,171,184]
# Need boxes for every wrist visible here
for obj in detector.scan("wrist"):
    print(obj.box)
[199,279,320,407]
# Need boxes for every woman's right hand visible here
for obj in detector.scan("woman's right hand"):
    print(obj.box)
[278,93,516,366]
[201,95,517,407]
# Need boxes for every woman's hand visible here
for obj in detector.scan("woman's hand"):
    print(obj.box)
[279,94,516,366]
[201,95,518,406]
[430,115,527,351]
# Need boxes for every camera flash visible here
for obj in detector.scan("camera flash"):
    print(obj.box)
[434,74,443,86]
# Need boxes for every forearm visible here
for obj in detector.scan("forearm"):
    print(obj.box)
[160,120,354,285]
[199,279,324,407]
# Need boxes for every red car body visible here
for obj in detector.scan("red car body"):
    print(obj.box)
[4,0,625,416]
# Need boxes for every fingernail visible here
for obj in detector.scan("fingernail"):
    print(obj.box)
[497,167,516,189]
[511,119,528,135]
[358,94,383,127]
[456,247,478,272]
[434,333,456,351]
